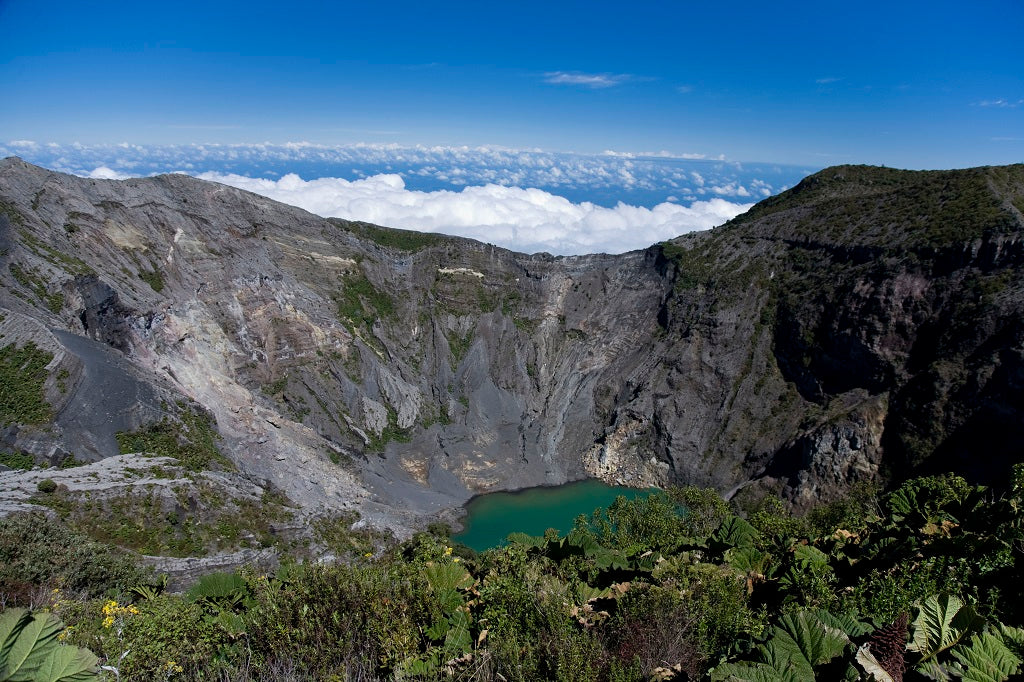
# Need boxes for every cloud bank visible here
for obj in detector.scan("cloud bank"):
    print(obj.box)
[0,141,809,202]
[196,171,751,255]
[1,141,811,254]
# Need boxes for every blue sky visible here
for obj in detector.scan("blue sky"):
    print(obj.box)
[1,0,1021,168]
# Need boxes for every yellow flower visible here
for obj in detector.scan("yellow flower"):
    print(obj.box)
[452,557,461,563]
[443,546,453,556]
[100,599,139,627]
[363,552,373,558]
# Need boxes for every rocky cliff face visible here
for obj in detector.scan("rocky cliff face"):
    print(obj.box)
[1,158,1022,533]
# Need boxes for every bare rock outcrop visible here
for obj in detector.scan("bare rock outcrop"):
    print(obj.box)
[1,158,1023,536]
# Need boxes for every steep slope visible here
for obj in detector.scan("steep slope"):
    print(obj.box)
[654,164,1024,506]
[1,158,1022,533]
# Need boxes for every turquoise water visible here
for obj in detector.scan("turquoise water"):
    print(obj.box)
[452,479,654,552]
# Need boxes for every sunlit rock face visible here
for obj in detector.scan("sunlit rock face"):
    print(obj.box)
[2,157,1023,530]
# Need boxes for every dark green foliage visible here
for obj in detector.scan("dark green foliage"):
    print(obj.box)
[22,470,1024,680]
[577,491,695,553]
[261,375,288,396]
[446,328,474,368]
[186,571,248,609]
[730,165,1024,248]
[35,479,56,494]
[333,219,448,252]
[137,268,164,292]
[333,270,395,328]
[243,562,425,679]
[365,404,413,452]
[0,513,146,602]
[115,404,232,471]
[0,452,35,470]
[0,342,54,426]
[57,454,86,469]
[107,595,227,680]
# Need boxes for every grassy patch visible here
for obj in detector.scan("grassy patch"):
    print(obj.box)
[9,263,64,313]
[333,271,395,328]
[445,329,474,369]
[0,200,25,226]
[261,375,288,396]
[115,404,233,472]
[334,219,448,252]
[0,451,36,469]
[55,367,70,393]
[19,230,94,275]
[366,405,413,452]
[0,341,54,426]
[138,268,164,292]
[33,481,294,557]
[311,511,391,560]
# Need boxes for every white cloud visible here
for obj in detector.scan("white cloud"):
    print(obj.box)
[815,77,842,84]
[4,141,804,205]
[709,182,750,197]
[197,172,750,255]
[87,166,131,180]
[976,98,1023,108]
[543,71,631,88]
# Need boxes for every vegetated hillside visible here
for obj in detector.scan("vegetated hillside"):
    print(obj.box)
[5,472,1024,680]
[0,158,1022,544]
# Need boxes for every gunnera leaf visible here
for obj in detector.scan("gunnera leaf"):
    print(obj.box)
[949,629,1023,682]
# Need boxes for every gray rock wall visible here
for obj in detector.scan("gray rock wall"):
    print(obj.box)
[2,158,1023,532]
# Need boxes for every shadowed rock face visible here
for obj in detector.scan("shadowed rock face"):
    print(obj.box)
[1,157,1022,530]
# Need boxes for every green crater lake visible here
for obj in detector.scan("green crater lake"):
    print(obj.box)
[453,479,654,552]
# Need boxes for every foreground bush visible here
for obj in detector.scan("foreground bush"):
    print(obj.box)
[2,471,1022,680]
[0,513,146,605]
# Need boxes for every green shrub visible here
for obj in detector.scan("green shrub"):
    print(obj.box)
[577,491,691,553]
[115,404,232,471]
[108,595,226,679]
[0,451,35,470]
[0,513,146,602]
[243,562,423,679]
[0,342,54,426]
[137,268,164,292]
[36,478,57,494]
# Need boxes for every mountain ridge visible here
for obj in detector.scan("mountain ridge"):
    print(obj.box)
[1,157,1022,541]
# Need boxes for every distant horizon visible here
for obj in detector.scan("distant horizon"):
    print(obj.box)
[5,138,1020,256]
[4,138,1017,172]
[1,139,817,255]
